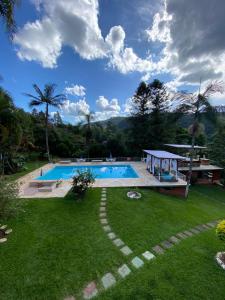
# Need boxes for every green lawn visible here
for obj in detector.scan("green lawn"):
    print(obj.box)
[0,185,225,299]
[5,160,47,181]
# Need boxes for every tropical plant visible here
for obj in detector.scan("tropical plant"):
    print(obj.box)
[83,112,95,158]
[24,84,66,162]
[176,81,224,197]
[216,220,225,241]
[0,0,19,38]
[71,170,95,197]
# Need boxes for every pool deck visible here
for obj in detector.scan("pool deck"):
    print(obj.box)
[18,161,187,198]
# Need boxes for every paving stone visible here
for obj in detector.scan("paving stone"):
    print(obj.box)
[202,224,210,229]
[0,225,7,230]
[100,207,106,212]
[131,256,144,268]
[83,281,98,299]
[142,251,155,261]
[101,197,107,201]
[102,188,107,191]
[5,229,12,235]
[64,296,76,300]
[206,222,216,228]
[169,236,180,244]
[183,230,193,237]
[118,264,131,278]
[101,273,116,289]
[99,212,106,218]
[176,232,188,239]
[152,245,164,255]
[113,238,125,247]
[100,202,106,206]
[0,238,7,243]
[100,218,108,225]
[108,232,116,240]
[103,225,111,232]
[161,240,173,249]
[189,228,200,234]
[101,193,107,197]
[195,225,206,232]
[120,245,133,255]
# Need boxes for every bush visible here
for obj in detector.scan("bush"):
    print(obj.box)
[216,220,225,241]
[71,170,95,197]
[0,178,21,219]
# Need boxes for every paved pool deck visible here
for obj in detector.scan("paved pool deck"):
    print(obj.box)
[18,161,187,198]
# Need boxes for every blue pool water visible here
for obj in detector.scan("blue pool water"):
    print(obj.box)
[36,165,139,180]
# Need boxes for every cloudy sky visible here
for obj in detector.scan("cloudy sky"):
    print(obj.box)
[1,0,225,123]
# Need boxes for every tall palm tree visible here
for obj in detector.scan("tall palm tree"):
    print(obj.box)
[83,112,95,158]
[25,84,66,162]
[176,81,224,197]
[0,0,19,38]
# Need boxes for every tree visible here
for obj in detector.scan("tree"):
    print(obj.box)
[25,84,66,162]
[53,111,63,126]
[176,81,224,197]
[83,112,95,158]
[71,170,95,197]
[0,0,19,38]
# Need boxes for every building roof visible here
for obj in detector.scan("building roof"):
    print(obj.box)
[179,165,223,171]
[143,150,185,160]
[165,144,207,149]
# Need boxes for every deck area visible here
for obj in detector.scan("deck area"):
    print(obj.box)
[18,161,187,198]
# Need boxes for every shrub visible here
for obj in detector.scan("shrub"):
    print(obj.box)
[216,220,225,241]
[71,170,95,197]
[0,178,21,219]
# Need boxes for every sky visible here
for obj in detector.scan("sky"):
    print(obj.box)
[1,0,225,123]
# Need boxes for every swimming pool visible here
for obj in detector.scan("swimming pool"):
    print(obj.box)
[36,165,139,180]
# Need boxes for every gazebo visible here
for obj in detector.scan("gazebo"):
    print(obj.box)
[143,150,185,182]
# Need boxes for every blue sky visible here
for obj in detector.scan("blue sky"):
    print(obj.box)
[1,0,225,123]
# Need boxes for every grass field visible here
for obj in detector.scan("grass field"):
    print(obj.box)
[0,185,225,299]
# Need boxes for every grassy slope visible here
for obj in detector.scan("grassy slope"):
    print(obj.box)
[0,190,124,300]
[107,185,225,254]
[5,161,47,181]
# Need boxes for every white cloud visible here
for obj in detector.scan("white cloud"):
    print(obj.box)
[64,84,86,97]
[96,96,121,112]
[60,99,90,116]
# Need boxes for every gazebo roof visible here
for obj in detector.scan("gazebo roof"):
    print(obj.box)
[165,144,207,149]
[143,150,185,160]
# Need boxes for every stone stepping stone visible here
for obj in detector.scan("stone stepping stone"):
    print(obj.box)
[103,225,111,232]
[152,245,164,255]
[206,222,216,228]
[195,225,206,232]
[102,188,107,191]
[142,251,155,261]
[176,232,188,239]
[131,256,144,269]
[189,228,200,234]
[101,193,107,197]
[183,230,193,237]
[161,240,173,249]
[118,264,131,278]
[83,281,98,299]
[64,296,76,300]
[0,238,7,243]
[101,273,116,289]
[100,219,108,225]
[120,245,133,256]
[101,198,107,201]
[100,202,106,207]
[0,225,7,230]
[202,224,210,229]
[113,238,124,247]
[169,236,180,244]
[108,232,116,240]
[100,207,106,212]
[99,213,106,218]
[5,229,12,235]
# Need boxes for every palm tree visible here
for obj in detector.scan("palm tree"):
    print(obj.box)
[25,84,66,162]
[83,112,95,158]
[0,0,19,38]
[176,81,224,197]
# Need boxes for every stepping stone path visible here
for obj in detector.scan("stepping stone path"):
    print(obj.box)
[176,232,188,239]
[103,225,111,232]
[118,264,131,278]
[100,218,108,225]
[108,232,116,239]
[183,230,193,237]
[169,236,180,244]
[113,238,125,247]
[83,281,98,299]
[142,251,155,261]
[101,273,116,289]
[131,256,144,269]
[161,240,173,249]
